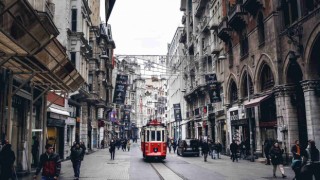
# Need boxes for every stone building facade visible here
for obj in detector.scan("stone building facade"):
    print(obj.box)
[179,0,320,157]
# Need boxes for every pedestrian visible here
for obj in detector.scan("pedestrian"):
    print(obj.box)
[32,136,40,167]
[101,139,105,149]
[202,140,210,162]
[264,138,272,165]
[270,142,287,178]
[211,141,217,159]
[0,140,16,180]
[291,140,302,179]
[230,140,238,162]
[80,142,86,160]
[173,140,177,154]
[127,140,131,151]
[300,140,320,180]
[33,144,61,180]
[109,139,116,160]
[240,140,246,159]
[70,143,84,180]
[216,141,222,159]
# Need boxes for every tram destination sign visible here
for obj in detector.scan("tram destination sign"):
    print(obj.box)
[113,74,128,105]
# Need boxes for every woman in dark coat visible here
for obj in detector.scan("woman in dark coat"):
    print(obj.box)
[270,142,287,178]
[0,143,16,180]
[109,139,116,160]
[202,140,210,162]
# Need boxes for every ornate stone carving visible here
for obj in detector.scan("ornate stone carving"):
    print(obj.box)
[301,80,320,92]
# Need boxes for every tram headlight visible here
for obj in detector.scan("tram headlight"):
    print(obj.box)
[154,148,158,152]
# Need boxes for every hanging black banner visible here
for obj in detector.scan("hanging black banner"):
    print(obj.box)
[122,105,131,122]
[173,103,182,121]
[113,74,128,105]
[205,73,221,103]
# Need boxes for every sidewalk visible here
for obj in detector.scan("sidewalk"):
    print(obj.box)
[20,148,100,180]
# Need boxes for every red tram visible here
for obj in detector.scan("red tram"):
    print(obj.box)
[141,119,167,160]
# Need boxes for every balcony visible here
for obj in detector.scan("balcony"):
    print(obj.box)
[181,14,186,24]
[179,29,187,43]
[217,18,232,42]
[200,16,210,33]
[209,17,219,30]
[228,3,247,31]
[45,1,55,20]
[210,42,220,55]
[195,0,209,18]
[242,0,264,16]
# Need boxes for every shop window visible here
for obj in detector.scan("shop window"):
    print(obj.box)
[257,12,265,46]
[260,64,275,91]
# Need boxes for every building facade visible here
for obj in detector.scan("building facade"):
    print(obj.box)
[179,0,320,157]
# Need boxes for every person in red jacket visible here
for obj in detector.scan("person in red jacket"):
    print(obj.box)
[33,144,61,180]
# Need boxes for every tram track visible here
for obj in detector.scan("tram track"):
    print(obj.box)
[150,161,188,180]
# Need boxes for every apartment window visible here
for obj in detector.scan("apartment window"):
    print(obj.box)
[229,80,238,104]
[260,64,275,91]
[228,41,233,68]
[70,52,76,66]
[242,72,254,98]
[257,12,265,45]
[71,9,77,31]
[240,30,249,58]
[282,0,298,27]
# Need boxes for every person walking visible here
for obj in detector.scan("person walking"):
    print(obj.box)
[211,141,217,159]
[109,139,116,160]
[270,142,287,178]
[173,140,177,154]
[70,143,84,180]
[230,140,238,162]
[291,140,302,179]
[79,142,86,161]
[300,140,320,180]
[32,136,40,167]
[216,141,222,159]
[0,141,16,180]
[264,138,272,165]
[33,144,61,180]
[127,140,131,151]
[202,140,210,162]
[101,139,105,149]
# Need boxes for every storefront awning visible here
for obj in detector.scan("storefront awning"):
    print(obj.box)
[244,95,270,108]
[48,107,70,116]
[0,0,84,92]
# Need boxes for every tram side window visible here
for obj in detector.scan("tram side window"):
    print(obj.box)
[151,130,156,141]
[156,131,161,141]
[147,130,150,142]
[162,130,164,142]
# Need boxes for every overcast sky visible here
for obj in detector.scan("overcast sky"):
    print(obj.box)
[101,0,183,56]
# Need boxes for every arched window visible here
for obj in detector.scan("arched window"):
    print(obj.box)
[229,80,238,104]
[257,12,265,45]
[260,64,275,91]
[242,72,254,98]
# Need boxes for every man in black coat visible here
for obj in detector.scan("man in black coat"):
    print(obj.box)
[0,141,16,180]
[230,140,238,162]
[264,138,272,165]
[202,140,210,162]
[109,139,116,160]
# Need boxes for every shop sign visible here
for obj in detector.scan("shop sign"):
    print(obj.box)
[230,110,239,121]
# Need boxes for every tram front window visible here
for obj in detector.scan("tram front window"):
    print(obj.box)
[156,131,161,141]
[147,131,150,141]
[151,131,156,141]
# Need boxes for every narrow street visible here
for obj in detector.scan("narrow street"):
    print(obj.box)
[23,141,295,180]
